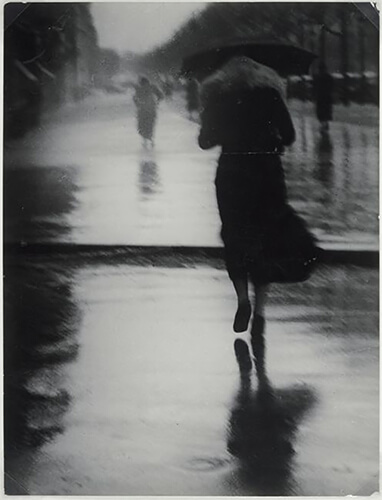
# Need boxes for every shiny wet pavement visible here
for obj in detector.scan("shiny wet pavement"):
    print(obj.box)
[4,92,378,247]
[4,90,379,495]
[4,256,378,495]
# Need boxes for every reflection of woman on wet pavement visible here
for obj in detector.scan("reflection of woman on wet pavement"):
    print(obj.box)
[133,76,162,148]
[198,56,317,349]
[227,360,316,495]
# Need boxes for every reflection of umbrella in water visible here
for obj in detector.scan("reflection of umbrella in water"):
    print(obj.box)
[228,340,317,496]
[227,378,316,495]
[182,38,317,81]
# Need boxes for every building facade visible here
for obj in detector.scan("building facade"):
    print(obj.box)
[4,3,100,139]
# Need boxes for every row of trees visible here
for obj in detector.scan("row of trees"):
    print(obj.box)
[138,2,378,103]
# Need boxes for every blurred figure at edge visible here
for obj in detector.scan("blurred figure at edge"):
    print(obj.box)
[314,61,334,134]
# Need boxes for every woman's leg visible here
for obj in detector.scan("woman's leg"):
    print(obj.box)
[216,167,253,332]
[225,242,252,333]
[232,275,249,304]
[254,284,268,318]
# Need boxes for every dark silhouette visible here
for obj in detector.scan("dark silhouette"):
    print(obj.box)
[161,76,174,99]
[133,77,162,148]
[227,375,316,495]
[198,56,318,339]
[185,78,200,120]
[229,334,316,496]
[314,62,334,134]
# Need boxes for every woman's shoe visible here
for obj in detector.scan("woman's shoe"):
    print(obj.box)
[233,301,252,332]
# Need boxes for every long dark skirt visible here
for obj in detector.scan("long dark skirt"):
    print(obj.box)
[137,107,157,140]
[316,97,333,122]
[215,153,318,285]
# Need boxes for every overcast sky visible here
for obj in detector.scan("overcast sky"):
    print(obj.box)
[91,3,206,54]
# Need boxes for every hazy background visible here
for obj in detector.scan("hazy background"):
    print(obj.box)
[92,2,206,53]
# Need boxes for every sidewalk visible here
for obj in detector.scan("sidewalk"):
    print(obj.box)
[4,92,379,495]
[3,90,378,262]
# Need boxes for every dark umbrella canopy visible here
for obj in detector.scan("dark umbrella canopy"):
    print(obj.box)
[182,39,317,80]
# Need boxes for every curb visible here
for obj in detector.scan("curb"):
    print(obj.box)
[4,243,379,268]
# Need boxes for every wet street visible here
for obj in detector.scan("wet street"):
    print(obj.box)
[4,255,379,495]
[4,90,379,247]
[4,90,379,495]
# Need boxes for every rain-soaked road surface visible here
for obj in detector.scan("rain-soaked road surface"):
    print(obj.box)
[4,90,379,247]
[4,254,378,495]
[4,90,379,495]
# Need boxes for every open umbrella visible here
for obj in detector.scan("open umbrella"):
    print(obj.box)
[182,38,317,80]
[200,56,287,104]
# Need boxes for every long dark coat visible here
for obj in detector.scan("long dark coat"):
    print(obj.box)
[314,72,334,122]
[198,57,317,284]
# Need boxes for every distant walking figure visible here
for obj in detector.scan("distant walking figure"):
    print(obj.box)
[133,76,162,148]
[186,78,200,120]
[314,62,333,134]
[198,56,317,345]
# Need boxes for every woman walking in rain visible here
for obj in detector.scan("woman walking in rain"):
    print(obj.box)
[198,56,317,352]
[314,61,334,134]
[133,76,162,148]
[185,78,200,120]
